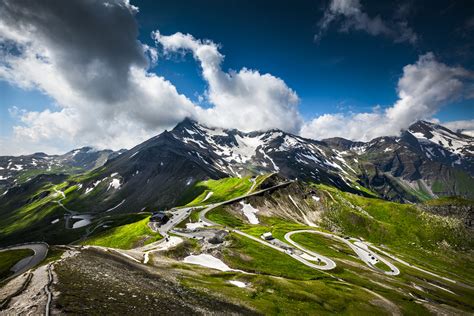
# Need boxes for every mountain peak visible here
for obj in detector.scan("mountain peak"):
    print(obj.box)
[407,120,472,140]
[172,117,199,131]
[407,120,437,131]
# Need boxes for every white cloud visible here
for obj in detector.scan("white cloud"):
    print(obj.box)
[153,31,302,133]
[0,1,471,156]
[0,0,198,155]
[301,53,474,141]
[442,119,474,137]
[0,1,302,155]
[316,0,417,44]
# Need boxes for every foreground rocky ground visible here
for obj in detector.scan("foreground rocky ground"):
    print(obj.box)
[0,246,257,315]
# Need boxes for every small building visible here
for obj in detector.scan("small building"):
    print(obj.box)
[261,232,274,240]
[150,212,169,224]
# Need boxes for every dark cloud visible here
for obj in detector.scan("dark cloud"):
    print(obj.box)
[0,0,146,103]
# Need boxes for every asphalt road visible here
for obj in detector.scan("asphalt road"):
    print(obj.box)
[195,181,338,271]
[153,207,196,237]
[232,229,336,270]
[0,243,49,281]
[285,230,400,276]
[149,181,402,274]
[149,181,293,236]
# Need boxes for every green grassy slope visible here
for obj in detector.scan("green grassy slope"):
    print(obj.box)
[314,183,474,284]
[423,196,474,206]
[179,177,254,206]
[207,206,245,227]
[83,216,162,249]
[0,249,34,280]
[313,184,471,247]
[182,238,390,314]
[198,208,473,314]
[191,181,474,313]
[0,180,89,246]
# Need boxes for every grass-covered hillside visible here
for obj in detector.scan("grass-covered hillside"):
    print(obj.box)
[0,248,34,281]
[198,183,474,314]
[178,175,271,206]
[83,215,162,249]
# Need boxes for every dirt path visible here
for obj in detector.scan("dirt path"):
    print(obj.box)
[1,265,50,315]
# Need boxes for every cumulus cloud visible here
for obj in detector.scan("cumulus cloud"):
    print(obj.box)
[442,119,474,137]
[315,0,417,44]
[0,0,302,155]
[153,31,302,133]
[0,0,198,154]
[301,53,474,140]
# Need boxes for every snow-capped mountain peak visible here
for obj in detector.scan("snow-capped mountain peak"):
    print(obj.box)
[407,120,473,156]
[168,119,359,191]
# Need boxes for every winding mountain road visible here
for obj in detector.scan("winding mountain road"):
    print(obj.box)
[144,179,436,278]
[193,181,338,271]
[0,243,49,281]
[284,230,399,276]
[232,229,336,270]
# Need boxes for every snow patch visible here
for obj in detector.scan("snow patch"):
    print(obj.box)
[229,280,247,288]
[239,201,259,224]
[183,254,236,272]
[300,153,321,164]
[231,135,264,163]
[184,128,196,135]
[85,187,94,194]
[278,135,302,151]
[108,178,121,190]
[70,149,80,157]
[202,191,214,202]
[85,179,104,194]
[183,137,207,149]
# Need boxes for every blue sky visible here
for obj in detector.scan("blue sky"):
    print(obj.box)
[0,0,473,154]
[134,0,473,120]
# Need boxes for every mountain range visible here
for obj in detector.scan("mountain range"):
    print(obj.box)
[1,119,472,215]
